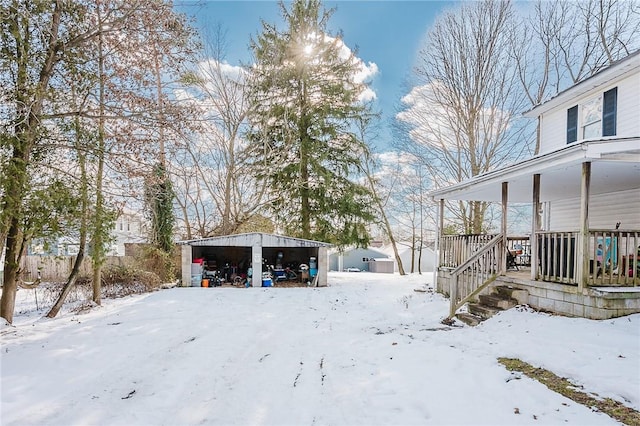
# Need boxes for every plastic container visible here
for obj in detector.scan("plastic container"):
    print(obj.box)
[201,279,209,288]
[262,278,273,287]
[191,274,202,287]
[310,257,318,278]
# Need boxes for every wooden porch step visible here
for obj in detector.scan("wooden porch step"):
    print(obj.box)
[468,303,501,320]
[479,294,518,310]
[456,312,483,327]
[494,285,529,303]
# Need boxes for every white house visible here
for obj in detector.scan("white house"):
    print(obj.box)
[378,242,436,274]
[328,247,390,272]
[430,51,640,320]
[110,208,147,256]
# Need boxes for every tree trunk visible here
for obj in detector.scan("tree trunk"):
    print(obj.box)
[410,233,416,273]
[47,107,90,318]
[46,249,86,318]
[92,0,107,305]
[361,153,406,275]
[299,79,310,239]
[1,217,22,324]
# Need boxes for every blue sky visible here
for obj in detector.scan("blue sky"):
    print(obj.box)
[177,0,456,148]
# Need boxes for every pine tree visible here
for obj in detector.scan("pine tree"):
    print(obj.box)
[247,0,375,247]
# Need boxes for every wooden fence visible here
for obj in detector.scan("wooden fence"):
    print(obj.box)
[15,256,136,282]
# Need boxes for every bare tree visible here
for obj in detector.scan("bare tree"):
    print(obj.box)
[0,0,198,322]
[396,0,530,234]
[513,0,640,153]
[172,24,267,238]
[357,119,407,275]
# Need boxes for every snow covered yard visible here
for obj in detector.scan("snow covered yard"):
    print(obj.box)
[1,272,638,425]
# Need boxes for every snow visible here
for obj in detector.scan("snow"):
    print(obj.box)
[2,272,638,425]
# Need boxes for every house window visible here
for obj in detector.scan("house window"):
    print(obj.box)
[602,87,617,136]
[582,95,602,139]
[567,105,578,144]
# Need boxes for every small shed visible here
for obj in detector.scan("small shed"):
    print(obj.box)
[367,258,395,273]
[180,233,332,288]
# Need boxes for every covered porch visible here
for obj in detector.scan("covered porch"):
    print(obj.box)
[431,139,640,320]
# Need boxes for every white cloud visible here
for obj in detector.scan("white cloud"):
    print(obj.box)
[326,34,379,101]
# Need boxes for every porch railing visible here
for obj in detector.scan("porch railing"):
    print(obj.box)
[448,234,503,318]
[531,230,639,286]
[536,231,579,284]
[439,234,497,268]
[439,229,640,288]
[586,229,639,286]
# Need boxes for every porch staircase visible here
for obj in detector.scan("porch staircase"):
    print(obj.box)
[455,286,528,326]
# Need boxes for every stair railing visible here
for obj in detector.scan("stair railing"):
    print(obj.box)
[448,234,503,319]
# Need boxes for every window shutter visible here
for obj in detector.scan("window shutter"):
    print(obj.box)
[602,87,617,136]
[567,105,578,143]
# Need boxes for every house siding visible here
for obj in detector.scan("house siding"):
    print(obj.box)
[539,72,640,154]
[548,188,640,231]
[328,248,390,272]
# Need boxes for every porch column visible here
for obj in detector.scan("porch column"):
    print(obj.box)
[577,162,591,292]
[438,198,444,268]
[501,182,508,274]
[531,174,541,280]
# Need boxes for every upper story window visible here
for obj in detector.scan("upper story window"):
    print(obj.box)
[582,96,602,139]
[566,87,617,144]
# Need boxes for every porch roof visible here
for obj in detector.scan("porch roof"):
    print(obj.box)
[428,138,640,203]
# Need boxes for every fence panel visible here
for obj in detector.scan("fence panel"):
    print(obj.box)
[17,256,136,282]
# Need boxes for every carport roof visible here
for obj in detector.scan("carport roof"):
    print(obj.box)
[179,232,332,248]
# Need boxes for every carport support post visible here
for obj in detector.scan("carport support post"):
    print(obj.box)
[318,246,328,286]
[252,242,262,287]
[181,245,192,287]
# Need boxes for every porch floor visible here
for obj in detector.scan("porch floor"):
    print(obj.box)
[503,267,640,288]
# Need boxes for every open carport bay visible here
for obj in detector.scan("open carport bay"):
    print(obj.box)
[181,233,331,288]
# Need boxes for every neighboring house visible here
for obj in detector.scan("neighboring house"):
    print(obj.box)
[379,242,436,273]
[430,51,640,320]
[328,247,390,272]
[110,209,147,256]
[26,208,147,257]
[27,237,78,256]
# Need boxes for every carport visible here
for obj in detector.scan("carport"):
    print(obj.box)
[180,233,331,287]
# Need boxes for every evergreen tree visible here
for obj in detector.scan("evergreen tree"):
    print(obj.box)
[247,0,376,247]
